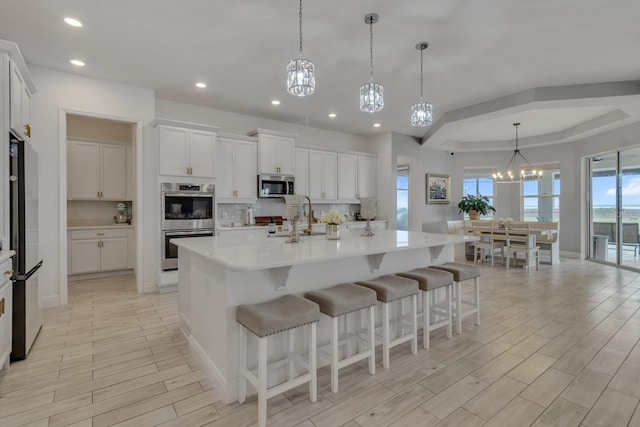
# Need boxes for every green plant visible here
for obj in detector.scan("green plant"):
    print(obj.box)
[457,194,496,216]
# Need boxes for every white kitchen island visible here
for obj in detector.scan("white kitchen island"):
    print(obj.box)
[173,229,477,403]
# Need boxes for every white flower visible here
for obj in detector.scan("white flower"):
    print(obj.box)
[116,203,127,213]
[321,209,346,226]
[499,217,513,225]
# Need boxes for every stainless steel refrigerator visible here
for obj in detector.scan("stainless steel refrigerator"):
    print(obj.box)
[9,133,42,361]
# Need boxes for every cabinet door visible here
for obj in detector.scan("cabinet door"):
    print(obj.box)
[258,134,277,174]
[158,126,189,176]
[188,130,216,178]
[234,140,257,199]
[70,239,102,274]
[295,148,309,196]
[69,141,101,199]
[100,144,128,200]
[21,84,32,142]
[0,280,11,370]
[274,136,295,175]
[101,238,129,271]
[10,61,24,139]
[308,150,324,200]
[337,154,358,200]
[357,156,377,198]
[322,152,338,200]
[216,138,235,198]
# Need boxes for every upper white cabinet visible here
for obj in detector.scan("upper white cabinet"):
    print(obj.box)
[216,135,257,202]
[249,129,295,175]
[309,150,337,201]
[154,120,220,179]
[68,140,130,200]
[337,154,358,201]
[295,148,309,196]
[357,155,377,198]
[10,60,32,142]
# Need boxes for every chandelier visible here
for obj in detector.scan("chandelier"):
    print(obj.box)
[493,123,542,183]
[411,42,433,127]
[286,0,315,96]
[360,13,383,113]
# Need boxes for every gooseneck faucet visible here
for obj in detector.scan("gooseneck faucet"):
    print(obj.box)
[303,196,313,234]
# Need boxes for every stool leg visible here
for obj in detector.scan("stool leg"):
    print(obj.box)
[423,290,430,350]
[258,336,268,427]
[411,294,418,355]
[446,284,452,339]
[309,322,317,402]
[331,316,339,393]
[368,305,376,375]
[474,277,480,326]
[455,281,462,334]
[238,324,247,403]
[382,302,390,369]
[287,329,295,382]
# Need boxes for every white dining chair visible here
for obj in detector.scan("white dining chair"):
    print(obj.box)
[473,223,505,266]
[505,225,540,270]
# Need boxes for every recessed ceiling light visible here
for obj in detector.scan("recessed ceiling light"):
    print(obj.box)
[271,100,281,105]
[195,82,207,88]
[63,16,84,28]
[373,123,381,128]
[328,113,337,118]
[70,59,86,67]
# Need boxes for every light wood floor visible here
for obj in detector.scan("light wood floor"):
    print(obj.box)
[1,259,640,426]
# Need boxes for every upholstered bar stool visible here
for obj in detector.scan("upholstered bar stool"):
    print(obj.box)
[431,263,481,334]
[304,283,377,393]
[237,294,320,427]
[355,275,419,369]
[396,268,454,349]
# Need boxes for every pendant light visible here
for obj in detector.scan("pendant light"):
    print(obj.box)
[493,123,543,183]
[360,13,383,113]
[410,42,433,127]
[286,0,315,96]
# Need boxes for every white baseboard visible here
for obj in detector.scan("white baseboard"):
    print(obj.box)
[68,269,133,282]
[142,281,158,293]
[560,250,581,259]
[42,295,60,308]
[188,335,237,404]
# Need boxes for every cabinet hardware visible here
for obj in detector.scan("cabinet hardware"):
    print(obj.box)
[0,297,4,315]
[3,270,13,276]
[97,233,105,236]
[24,124,31,138]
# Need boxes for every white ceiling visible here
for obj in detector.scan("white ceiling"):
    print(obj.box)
[1,0,639,150]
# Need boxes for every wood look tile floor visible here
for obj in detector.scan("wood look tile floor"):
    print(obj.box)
[1,259,640,426]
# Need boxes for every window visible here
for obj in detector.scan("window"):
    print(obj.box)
[397,166,409,230]
[463,170,495,219]
[522,165,560,222]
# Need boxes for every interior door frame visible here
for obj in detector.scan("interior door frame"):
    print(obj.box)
[58,108,144,305]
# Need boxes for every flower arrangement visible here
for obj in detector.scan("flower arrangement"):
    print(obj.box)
[321,209,346,226]
[498,217,514,226]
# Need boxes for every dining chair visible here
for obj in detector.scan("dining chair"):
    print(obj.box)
[473,223,504,266]
[505,225,540,270]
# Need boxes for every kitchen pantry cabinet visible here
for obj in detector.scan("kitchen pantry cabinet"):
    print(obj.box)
[249,129,295,175]
[68,140,130,200]
[337,154,358,200]
[357,155,377,198]
[157,125,218,178]
[68,228,133,275]
[0,258,13,370]
[294,148,309,196]
[309,150,337,201]
[10,59,32,142]
[216,135,257,202]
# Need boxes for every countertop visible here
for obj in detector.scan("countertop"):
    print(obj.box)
[216,220,388,231]
[172,229,477,271]
[67,224,134,230]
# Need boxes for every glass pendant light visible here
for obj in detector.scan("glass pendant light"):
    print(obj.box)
[360,13,383,113]
[286,0,315,96]
[493,123,543,183]
[410,42,433,127]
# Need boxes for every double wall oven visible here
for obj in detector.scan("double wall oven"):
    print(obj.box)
[161,183,214,270]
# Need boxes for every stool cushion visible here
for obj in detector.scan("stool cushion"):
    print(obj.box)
[396,268,454,292]
[431,263,481,282]
[355,275,419,303]
[305,283,377,317]
[236,295,320,337]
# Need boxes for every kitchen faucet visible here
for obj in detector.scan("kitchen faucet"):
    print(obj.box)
[303,196,313,234]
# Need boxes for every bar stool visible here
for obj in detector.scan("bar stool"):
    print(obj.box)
[236,294,320,427]
[431,263,481,334]
[304,283,377,393]
[355,275,419,369]
[396,268,454,349]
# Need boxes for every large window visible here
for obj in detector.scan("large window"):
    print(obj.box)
[463,170,495,219]
[522,166,560,222]
[397,166,409,230]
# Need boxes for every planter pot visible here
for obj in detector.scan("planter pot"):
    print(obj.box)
[326,224,341,240]
[469,210,479,220]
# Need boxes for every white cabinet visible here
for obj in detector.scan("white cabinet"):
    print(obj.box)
[295,148,309,196]
[217,136,257,201]
[10,60,32,142]
[69,228,132,275]
[309,150,337,201]
[0,259,13,370]
[357,156,377,198]
[250,130,295,175]
[155,121,219,178]
[68,140,129,200]
[337,154,358,200]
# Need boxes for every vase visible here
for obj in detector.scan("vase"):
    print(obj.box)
[469,210,479,220]
[326,224,341,240]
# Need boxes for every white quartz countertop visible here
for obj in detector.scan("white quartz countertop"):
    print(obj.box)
[67,224,134,230]
[173,229,476,271]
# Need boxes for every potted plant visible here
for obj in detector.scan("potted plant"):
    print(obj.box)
[457,195,496,220]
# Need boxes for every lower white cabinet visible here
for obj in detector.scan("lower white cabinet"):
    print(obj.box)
[0,258,13,370]
[69,228,133,275]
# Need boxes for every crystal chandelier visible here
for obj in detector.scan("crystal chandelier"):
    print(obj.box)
[360,13,383,113]
[411,42,433,127]
[493,123,543,183]
[286,0,315,96]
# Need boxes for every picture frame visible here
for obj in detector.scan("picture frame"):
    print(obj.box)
[426,173,450,204]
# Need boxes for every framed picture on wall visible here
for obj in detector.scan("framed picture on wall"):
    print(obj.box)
[426,173,450,204]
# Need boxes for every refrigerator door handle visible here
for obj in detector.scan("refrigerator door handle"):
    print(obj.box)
[15,260,43,281]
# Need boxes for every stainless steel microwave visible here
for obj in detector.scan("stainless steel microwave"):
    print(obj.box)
[258,174,295,198]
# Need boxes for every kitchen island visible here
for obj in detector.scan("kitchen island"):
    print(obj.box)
[173,229,477,403]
